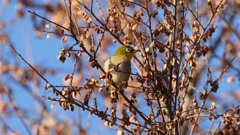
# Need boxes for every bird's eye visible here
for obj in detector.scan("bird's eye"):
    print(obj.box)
[126,48,131,52]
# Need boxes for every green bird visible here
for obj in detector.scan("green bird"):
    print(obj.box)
[104,45,139,102]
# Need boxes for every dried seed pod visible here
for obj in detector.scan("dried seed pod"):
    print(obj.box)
[131,93,136,103]
[57,54,66,63]
[210,80,219,93]
[202,45,209,56]
[147,99,152,106]
[153,29,160,37]
[99,73,106,80]
[199,92,207,100]
[152,11,158,18]
[91,62,97,68]
[61,36,67,43]
[132,24,139,31]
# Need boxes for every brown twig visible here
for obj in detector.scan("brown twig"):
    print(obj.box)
[9,44,51,85]
[28,11,69,31]
[74,1,156,128]
[190,49,239,135]
[7,92,32,135]
[9,33,137,135]
[95,0,106,24]
[179,0,225,79]
[34,28,72,37]
[0,116,16,133]
[69,55,78,87]
[216,50,240,81]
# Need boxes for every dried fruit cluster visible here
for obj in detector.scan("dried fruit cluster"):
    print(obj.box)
[1,0,239,134]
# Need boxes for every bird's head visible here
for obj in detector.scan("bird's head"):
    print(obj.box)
[113,45,139,59]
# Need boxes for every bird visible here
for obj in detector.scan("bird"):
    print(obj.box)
[104,45,139,102]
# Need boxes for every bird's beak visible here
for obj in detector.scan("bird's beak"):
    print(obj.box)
[133,50,140,53]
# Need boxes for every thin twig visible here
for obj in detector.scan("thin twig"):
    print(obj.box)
[207,120,214,135]
[186,3,204,29]
[7,93,32,135]
[0,116,16,133]
[216,50,240,81]
[95,0,106,24]
[75,1,156,128]
[9,43,136,134]
[28,11,69,31]
[212,121,221,135]
[76,0,124,45]
[90,0,93,12]
[36,107,45,135]
[69,55,78,87]
[179,0,225,79]
[34,28,72,37]
[190,49,239,135]
[9,44,51,84]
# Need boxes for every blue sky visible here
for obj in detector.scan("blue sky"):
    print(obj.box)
[0,0,239,134]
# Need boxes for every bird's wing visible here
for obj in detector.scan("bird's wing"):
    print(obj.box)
[104,55,126,72]
[106,56,115,71]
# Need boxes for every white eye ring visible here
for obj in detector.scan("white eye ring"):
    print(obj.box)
[126,48,131,52]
